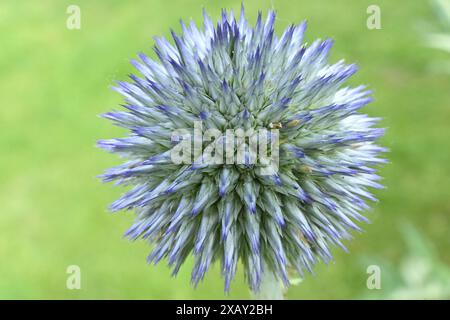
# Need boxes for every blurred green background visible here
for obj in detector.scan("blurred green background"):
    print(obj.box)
[1,0,449,299]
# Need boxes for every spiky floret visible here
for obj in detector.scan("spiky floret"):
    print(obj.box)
[98,7,386,292]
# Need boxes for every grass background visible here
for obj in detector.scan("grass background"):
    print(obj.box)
[0,0,449,299]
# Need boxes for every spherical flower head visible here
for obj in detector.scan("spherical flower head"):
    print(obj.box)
[98,7,386,293]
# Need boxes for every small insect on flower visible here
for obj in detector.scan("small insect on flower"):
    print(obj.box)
[98,6,386,293]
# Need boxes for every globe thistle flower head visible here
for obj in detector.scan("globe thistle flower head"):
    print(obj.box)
[98,7,386,293]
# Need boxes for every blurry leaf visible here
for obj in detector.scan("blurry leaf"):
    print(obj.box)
[426,33,450,53]
[399,223,435,260]
[289,278,303,286]
[360,223,450,300]
[431,0,450,29]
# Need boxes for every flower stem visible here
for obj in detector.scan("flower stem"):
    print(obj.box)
[253,270,285,300]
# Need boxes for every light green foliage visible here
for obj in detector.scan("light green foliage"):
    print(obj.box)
[426,0,450,72]
[360,224,450,299]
